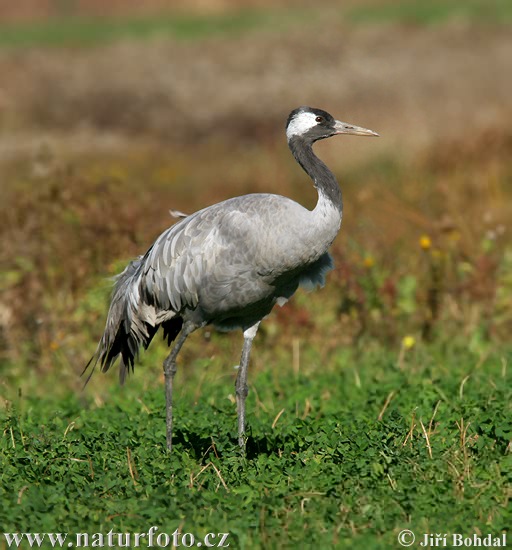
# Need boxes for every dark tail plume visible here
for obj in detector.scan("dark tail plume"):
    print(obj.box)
[83,257,182,385]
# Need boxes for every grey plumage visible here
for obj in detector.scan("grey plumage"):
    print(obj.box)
[86,106,378,452]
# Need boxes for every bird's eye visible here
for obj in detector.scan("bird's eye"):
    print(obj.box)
[315,116,324,123]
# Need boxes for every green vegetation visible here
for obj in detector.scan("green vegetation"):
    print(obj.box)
[0,10,308,49]
[1,341,510,548]
[348,0,512,25]
[1,3,511,547]
[0,0,511,50]
[2,137,511,547]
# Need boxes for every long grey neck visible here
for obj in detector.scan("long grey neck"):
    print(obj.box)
[288,136,343,214]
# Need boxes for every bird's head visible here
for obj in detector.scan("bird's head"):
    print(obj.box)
[286,106,379,143]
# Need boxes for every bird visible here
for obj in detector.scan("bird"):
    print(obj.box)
[85,106,378,453]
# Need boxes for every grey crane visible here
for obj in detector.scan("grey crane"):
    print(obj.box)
[85,106,378,452]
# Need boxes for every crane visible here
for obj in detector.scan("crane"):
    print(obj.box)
[85,107,378,452]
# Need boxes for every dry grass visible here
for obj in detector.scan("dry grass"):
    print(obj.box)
[0,20,510,154]
[1,16,511,376]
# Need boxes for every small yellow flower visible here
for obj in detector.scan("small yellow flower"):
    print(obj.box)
[363,256,375,268]
[402,335,416,350]
[49,341,60,351]
[419,235,432,250]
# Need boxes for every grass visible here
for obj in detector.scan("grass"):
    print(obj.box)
[3,132,511,372]
[0,9,310,49]
[348,0,512,25]
[0,0,511,50]
[1,5,511,546]
[1,339,511,549]
[1,137,511,547]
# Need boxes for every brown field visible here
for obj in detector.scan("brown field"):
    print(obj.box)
[1,8,511,379]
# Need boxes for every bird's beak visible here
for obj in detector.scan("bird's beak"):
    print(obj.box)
[333,120,379,137]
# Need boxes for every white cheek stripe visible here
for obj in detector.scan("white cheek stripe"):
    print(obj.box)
[286,112,318,140]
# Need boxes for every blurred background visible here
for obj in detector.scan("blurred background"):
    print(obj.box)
[1,0,511,392]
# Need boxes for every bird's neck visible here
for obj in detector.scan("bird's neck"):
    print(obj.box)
[288,137,343,215]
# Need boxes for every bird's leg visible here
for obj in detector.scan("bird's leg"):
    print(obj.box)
[236,322,260,452]
[163,322,194,452]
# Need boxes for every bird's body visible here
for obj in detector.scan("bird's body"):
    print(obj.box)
[87,107,378,451]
